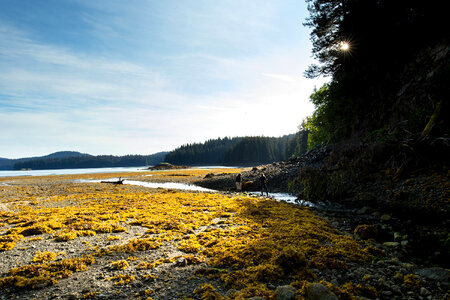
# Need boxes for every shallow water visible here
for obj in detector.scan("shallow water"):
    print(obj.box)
[77,178,311,205]
[0,166,149,177]
[76,178,215,192]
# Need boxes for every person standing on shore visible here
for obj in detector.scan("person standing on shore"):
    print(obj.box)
[260,173,268,196]
[235,173,242,191]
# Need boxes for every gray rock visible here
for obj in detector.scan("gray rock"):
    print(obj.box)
[249,297,266,300]
[66,294,77,300]
[176,257,187,267]
[420,287,431,296]
[392,285,402,294]
[274,285,296,300]
[306,283,338,300]
[357,206,370,214]
[416,267,450,282]
[225,289,238,297]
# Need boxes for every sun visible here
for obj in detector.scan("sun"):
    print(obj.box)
[340,41,350,51]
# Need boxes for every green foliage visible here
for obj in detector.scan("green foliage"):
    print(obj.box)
[301,83,354,148]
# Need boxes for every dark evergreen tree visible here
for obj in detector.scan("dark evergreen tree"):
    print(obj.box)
[304,0,449,141]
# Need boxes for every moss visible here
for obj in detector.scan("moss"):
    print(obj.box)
[110,260,129,270]
[403,274,421,288]
[193,283,224,300]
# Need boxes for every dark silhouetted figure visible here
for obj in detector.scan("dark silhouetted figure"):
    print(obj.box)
[260,173,268,196]
[235,173,242,191]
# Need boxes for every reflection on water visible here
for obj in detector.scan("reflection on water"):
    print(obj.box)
[125,180,215,192]
[76,178,313,206]
[76,178,215,192]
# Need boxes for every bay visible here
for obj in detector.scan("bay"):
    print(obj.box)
[0,166,149,177]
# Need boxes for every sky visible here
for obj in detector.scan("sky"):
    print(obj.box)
[0,0,327,159]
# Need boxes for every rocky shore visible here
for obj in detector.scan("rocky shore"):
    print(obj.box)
[194,143,449,299]
[0,164,449,299]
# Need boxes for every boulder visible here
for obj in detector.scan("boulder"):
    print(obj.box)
[274,285,296,300]
[306,283,338,300]
[416,267,450,282]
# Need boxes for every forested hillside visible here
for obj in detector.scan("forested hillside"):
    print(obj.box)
[13,152,167,170]
[165,135,300,165]
[290,0,449,217]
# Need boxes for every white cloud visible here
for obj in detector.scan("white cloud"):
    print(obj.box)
[262,73,296,82]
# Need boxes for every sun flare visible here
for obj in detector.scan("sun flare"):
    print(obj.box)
[340,41,350,51]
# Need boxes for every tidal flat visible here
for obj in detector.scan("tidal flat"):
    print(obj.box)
[0,169,446,299]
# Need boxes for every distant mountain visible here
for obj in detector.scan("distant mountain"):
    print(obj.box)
[0,151,90,170]
[12,151,168,170]
[0,151,168,170]
[42,151,92,159]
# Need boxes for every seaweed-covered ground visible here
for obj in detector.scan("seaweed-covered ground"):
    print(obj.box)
[0,169,448,299]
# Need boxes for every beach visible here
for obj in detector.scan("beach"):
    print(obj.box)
[0,169,447,299]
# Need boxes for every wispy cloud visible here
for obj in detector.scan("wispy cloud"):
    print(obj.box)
[0,1,325,158]
[262,73,297,82]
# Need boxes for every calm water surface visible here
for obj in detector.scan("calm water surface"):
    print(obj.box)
[0,166,149,177]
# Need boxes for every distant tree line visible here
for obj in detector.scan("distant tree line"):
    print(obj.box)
[13,152,167,170]
[165,134,301,166]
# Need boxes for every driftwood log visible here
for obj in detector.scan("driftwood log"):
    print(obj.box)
[101,178,125,185]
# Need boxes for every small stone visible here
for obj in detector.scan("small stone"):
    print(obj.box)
[381,214,391,222]
[420,287,431,296]
[357,206,370,214]
[383,242,399,248]
[402,263,415,270]
[67,294,77,300]
[225,289,238,297]
[392,285,401,294]
[306,283,338,300]
[372,211,381,217]
[176,257,187,267]
[274,285,296,300]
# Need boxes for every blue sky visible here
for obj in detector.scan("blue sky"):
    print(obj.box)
[0,0,326,158]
